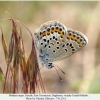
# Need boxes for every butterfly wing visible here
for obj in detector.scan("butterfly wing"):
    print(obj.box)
[34,21,88,63]
[47,28,88,62]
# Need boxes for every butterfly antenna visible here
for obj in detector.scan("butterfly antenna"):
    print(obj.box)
[54,66,63,81]
[53,64,65,74]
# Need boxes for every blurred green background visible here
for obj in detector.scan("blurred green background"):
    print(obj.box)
[0,1,100,93]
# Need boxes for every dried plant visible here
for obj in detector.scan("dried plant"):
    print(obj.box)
[0,17,45,93]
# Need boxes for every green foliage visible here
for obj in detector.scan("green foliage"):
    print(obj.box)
[0,68,4,86]
[89,76,100,93]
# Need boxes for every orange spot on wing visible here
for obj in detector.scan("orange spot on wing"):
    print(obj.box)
[76,38,81,43]
[47,30,50,35]
[60,33,64,38]
[66,33,83,47]
[66,34,71,39]
[40,31,46,38]
[73,36,83,47]
[79,43,83,47]
[57,29,64,38]
[51,28,56,33]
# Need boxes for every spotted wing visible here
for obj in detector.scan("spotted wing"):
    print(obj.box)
[34,21,88,62]
[48,28,88,62]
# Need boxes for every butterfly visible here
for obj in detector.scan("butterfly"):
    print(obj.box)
[34,20,88,69]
